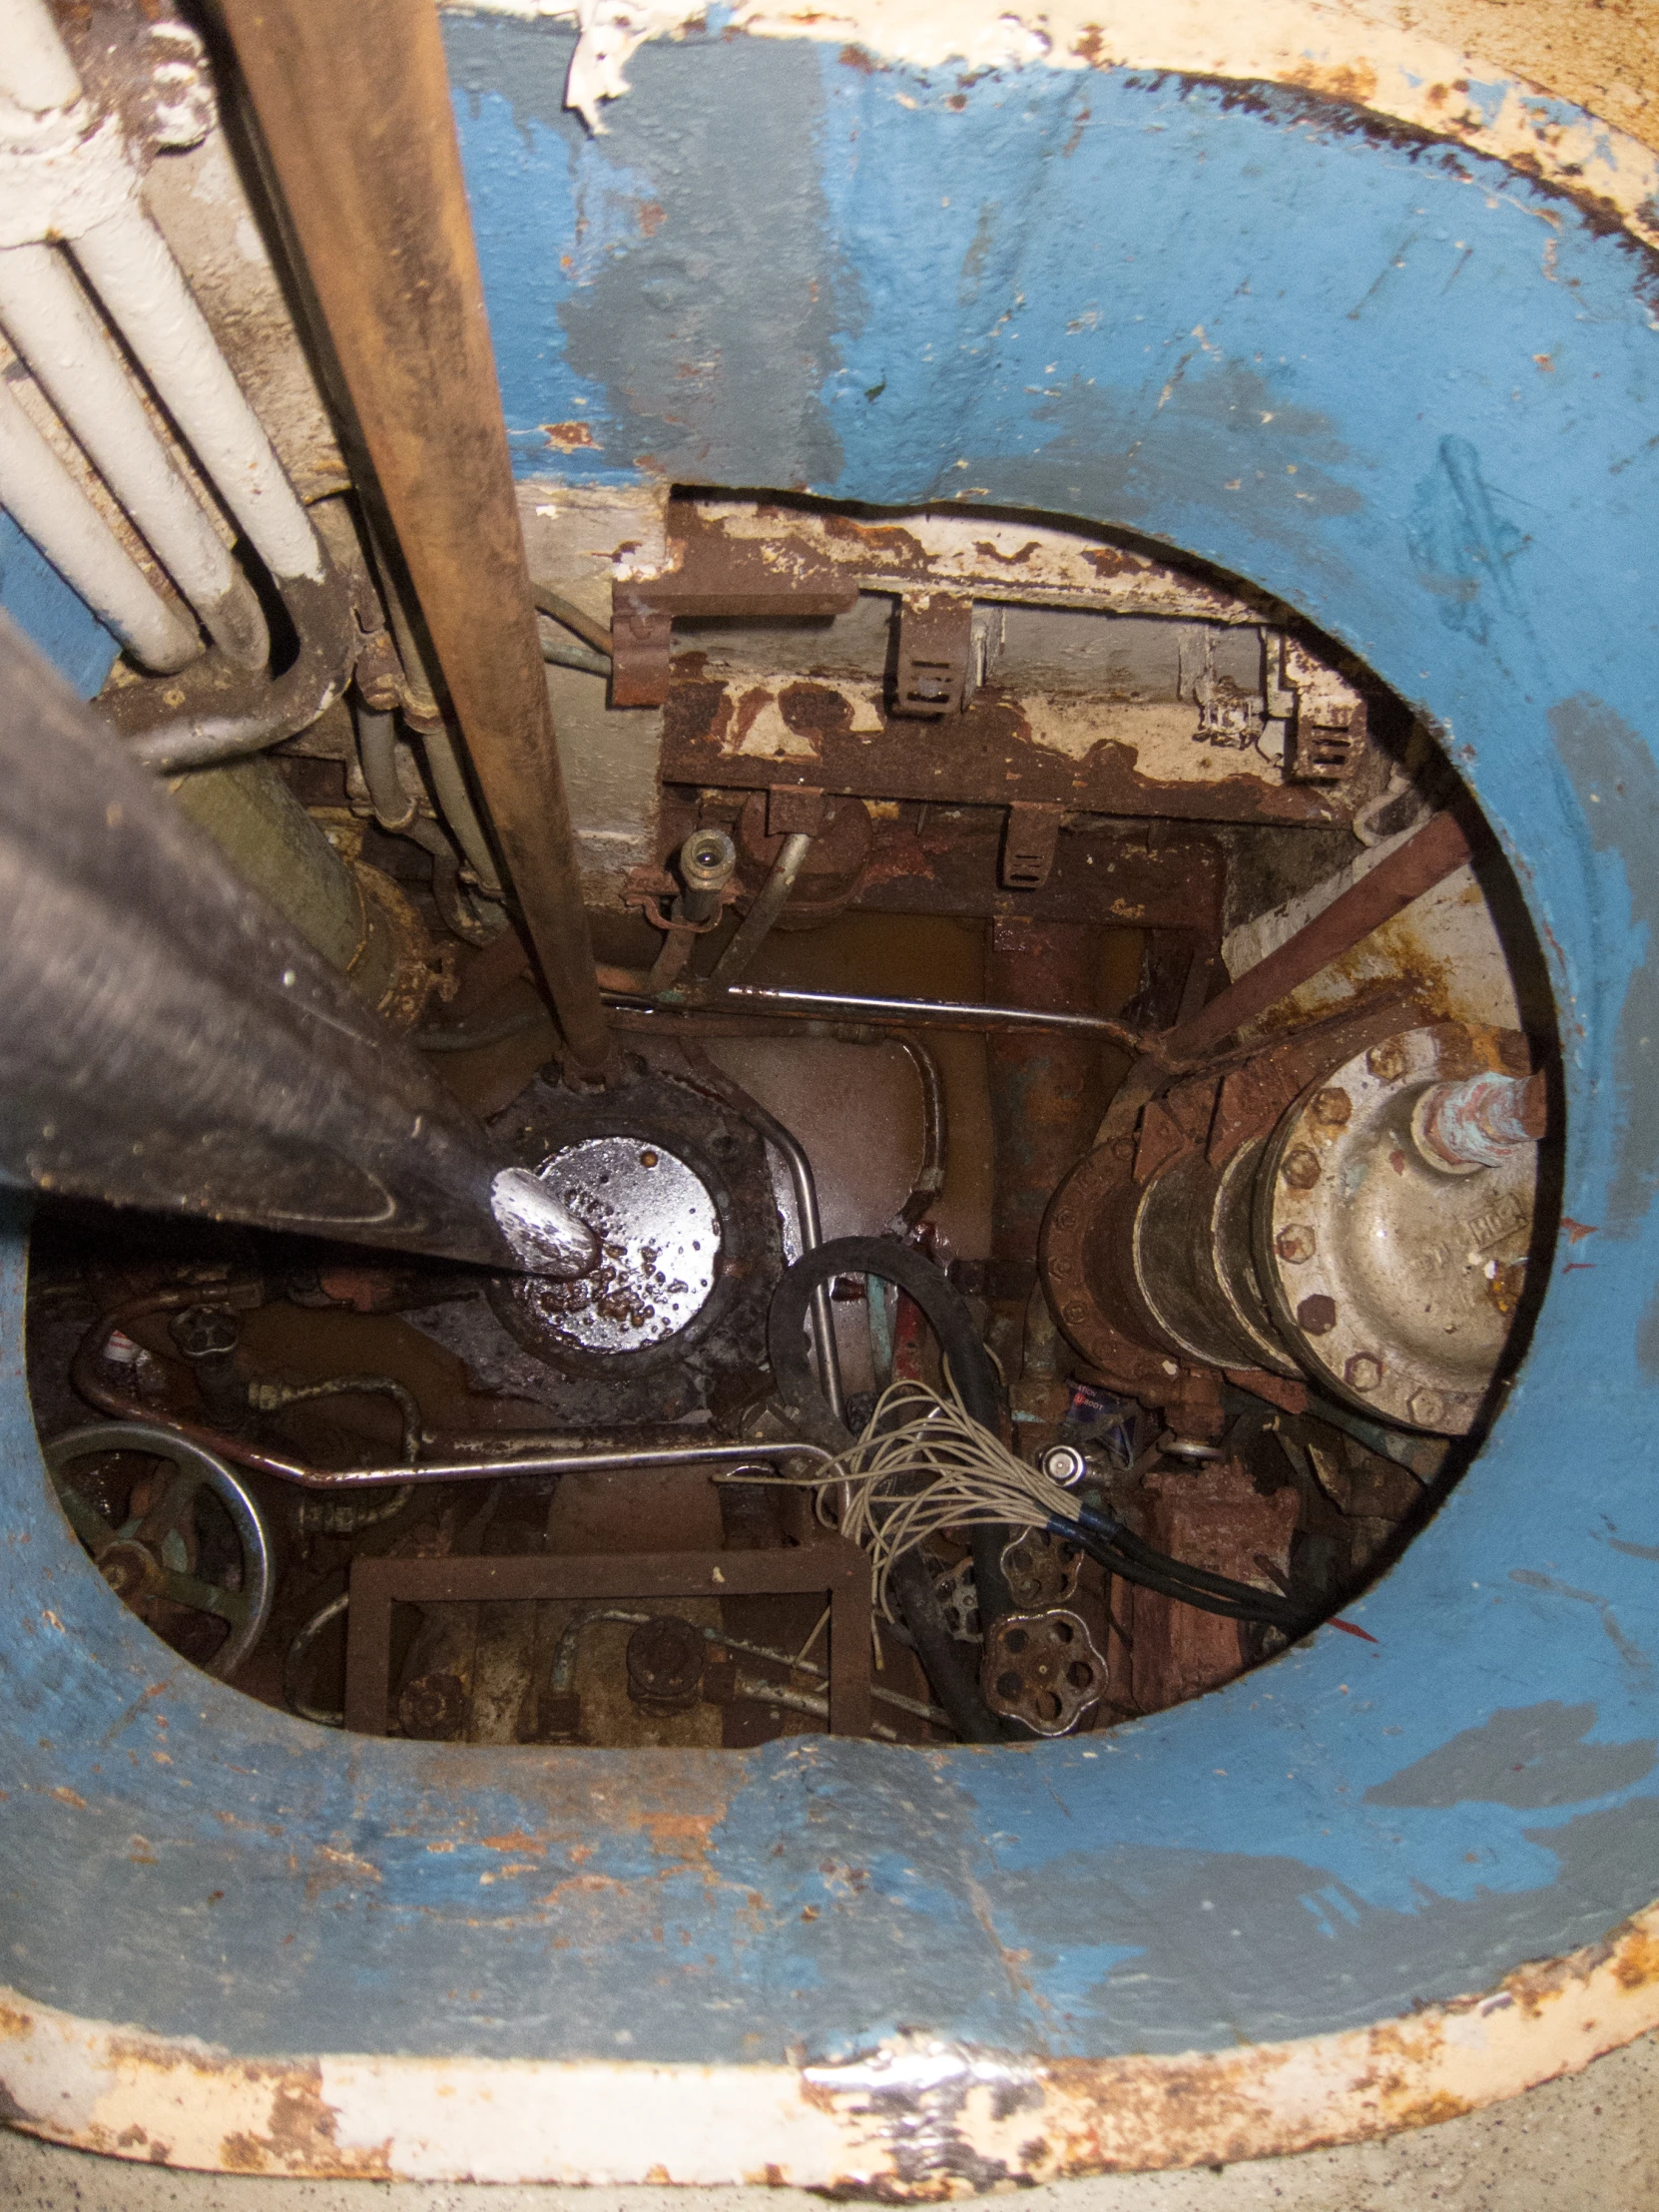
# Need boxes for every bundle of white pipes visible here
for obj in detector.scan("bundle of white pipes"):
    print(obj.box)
[0,0,320,671]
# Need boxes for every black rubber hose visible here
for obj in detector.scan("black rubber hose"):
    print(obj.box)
[767,1235,1015,1743]
[1056,1518,1304,1631]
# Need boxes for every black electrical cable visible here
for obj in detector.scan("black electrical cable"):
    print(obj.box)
[1051,1509,1305,1631]
[767,1236,1017,1744]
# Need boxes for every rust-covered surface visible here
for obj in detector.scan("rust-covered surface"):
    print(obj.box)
[3,1904,1659,2185]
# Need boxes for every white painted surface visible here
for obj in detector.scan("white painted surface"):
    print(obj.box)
[0,242,267,665]
[0,369,198,669]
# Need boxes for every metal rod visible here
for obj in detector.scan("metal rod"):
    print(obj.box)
[72,1314,830,1490]
[1160,810,1473,1060]
[218,0,610,1072]
[666,982,1156,1052]
[0,620,594,1276]
[675,1044,846,1425]
[893,1036,947,1229]
[709,831,812,983]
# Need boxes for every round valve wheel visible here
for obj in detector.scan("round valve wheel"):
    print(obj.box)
[999,1527,1084,1611]
[982,1608,1107,1737]
[43,1422,274,1680]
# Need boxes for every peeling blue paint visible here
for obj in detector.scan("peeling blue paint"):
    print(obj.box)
[6,28,1659,2080]
[0,512,117,699]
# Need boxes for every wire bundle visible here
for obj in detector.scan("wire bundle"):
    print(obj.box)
[722,1380,1303,1632]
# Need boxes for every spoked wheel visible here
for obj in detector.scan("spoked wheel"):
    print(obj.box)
[43,1421,274,1680]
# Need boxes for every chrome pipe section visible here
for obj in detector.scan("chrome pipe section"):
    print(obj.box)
[0,373,198,670]
[0,615,595,1277]
[710,830,812,983]
[219,0,610,1072]
[648,828,737,992]
[670,981,1156,1051]
[676,1043,846,1426]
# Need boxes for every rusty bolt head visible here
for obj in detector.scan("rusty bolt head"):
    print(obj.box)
[169,1304,241,1360]
[96,1538,163,1603]
[1407,1387,1444,1426]
[626,1614,705,1709]
[1313,1087,1353,1127]
[1276,1223,1317,1265]
[1281,1145,1322,1190]
[398,1670,469,1741]
[1367,1040,1408,1083]
[1296,1294,1339,1337]
[1345,1353,1385,1393]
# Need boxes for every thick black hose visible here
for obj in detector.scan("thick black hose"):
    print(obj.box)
[1056,1516,1304,1631]
[767,1236,1015,1743]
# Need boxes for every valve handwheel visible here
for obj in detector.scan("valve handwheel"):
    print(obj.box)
[44,1421,274,1679]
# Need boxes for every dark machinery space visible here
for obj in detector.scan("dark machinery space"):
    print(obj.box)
[0,0,1556,1762]
[16,485,1556,1754]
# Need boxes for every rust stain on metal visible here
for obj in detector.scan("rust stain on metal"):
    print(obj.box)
[543,420,599,450]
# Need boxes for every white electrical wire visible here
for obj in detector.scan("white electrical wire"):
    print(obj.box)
[717,1380,1081,1620]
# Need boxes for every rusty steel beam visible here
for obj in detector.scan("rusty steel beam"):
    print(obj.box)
[1162,810,1473,1061]
[343,1542,873,1738]
[217,0,610,1071]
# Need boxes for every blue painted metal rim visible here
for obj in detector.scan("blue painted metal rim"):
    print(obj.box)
[3,23,1659,2178]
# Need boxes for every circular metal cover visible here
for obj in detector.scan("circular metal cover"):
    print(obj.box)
[514,1137,722,1354]
[1255,1027,1536,1433]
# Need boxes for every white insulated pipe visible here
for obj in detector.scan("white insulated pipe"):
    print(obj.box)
[0,375,199,671]
[72,206,322,584]
[0,0,82,115]
[0,244,271,667]
[0,0,322,681]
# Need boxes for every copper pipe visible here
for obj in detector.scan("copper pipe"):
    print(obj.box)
[217,0,610,1072]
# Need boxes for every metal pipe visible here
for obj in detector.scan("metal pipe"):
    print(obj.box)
[71,1323,832,1491]
[70,202,322,585]
[217,0,610,1072]
[710,831,812,983]
[355,706,418,832]
[0,0,83,113]
[0,243,270,667]
[416,722,502,897]
[0,614,595,1275]
[0,374,199,671]
[549,1609,943,1733]
[667,981,1156,1051]
[675,1043,846,1426]
[1159,810,1473,1061]
[893,1036,947,1229]
[529,583,613,661]
[648,828,737,993]
[101,561,355,774]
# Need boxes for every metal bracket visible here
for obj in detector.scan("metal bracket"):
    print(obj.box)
[892,593,973,718]
[343,1540,873,1738]
[1001,801,1065,889]
[611,521,860,709]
